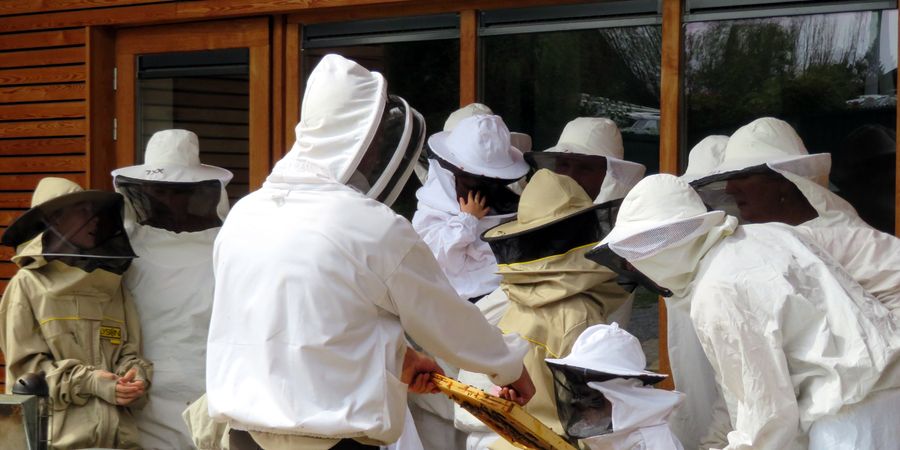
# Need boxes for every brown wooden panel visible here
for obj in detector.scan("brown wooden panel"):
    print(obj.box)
[0,101,85,121]
[0,137,86,155]
[115,17,269,53]
[0,47,84,69]
[0,155,86,173]
[0,65,86,86]
[659,0,682,177]
[86,26,115,190]
[0,262,16,279]
[0,247,13,261]
[0,193,32,209]
[0,0,598,33]
[0,211,24,227]
[0,173,85,190]
[0,120,85,138]
[0,84,85,103]
[0,0,171,16]
[0,28,85,51]
[459,9,476,107]
[285,22,300,154]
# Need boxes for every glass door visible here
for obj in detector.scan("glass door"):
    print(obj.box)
[116,18,270,199]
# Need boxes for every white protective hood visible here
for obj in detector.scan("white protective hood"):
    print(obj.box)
[602,176,900,450]
[206,55,526,445]
[595,175,737,450]
[581,378,684,450]
[270,55,384,188]
[112,129,231,449]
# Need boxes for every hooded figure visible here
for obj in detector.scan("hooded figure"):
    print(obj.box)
[111,129,232,449]
[680,118,900,448]
[412,114,530,302]
[588,174,900,450]
[475,169,629,449]
[526,117,645,326]
[0,177,152,449]
[205,54,533,450]
[545,323,683,450]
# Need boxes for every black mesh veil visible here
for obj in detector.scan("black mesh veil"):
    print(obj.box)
[484,200,621,265]
[526,152,608,200]
[114,175,224,233]
[433,156,522,215]
[584,244,673,297]
[548,363,615,441]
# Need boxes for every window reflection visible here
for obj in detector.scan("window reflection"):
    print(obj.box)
[302,40,460,219]
[481,24,662,370]
[685,10,897,232]
[482,25,662,173]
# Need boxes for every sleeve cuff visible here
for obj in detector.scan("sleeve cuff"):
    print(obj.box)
[88,371,118,404]
[487,333,530,386]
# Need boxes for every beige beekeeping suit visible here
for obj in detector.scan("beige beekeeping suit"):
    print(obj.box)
[480,170,631,450]
[0,177,152,450]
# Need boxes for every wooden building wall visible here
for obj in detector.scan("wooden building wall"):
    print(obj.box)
[0,0,175,393]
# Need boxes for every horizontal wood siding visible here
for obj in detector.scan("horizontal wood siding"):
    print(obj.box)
[0,26,89,391]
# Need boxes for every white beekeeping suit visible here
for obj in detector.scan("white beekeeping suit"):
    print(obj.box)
[545,323,683,450]
[412,114,529,302]
[111,129,232,450]
[410,113,529,450]
[683,117,900,447]
[589,174,900,450]
[206,54,531,450]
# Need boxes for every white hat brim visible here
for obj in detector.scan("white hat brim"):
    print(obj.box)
[428,131,530,180]
[597,210,725,256]
[112,163,233,184]
[544,358,666,382]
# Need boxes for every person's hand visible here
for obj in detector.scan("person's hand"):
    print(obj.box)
[115,367,146,406]
[459,191,489,220]
[401,348,444,394]
[498,366,535,406]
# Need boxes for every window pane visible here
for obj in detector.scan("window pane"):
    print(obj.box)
[482,25,662,369]
[482,25,662,174]
[137,49,250,203]
[685,10,898,232]
[302,40,460,219]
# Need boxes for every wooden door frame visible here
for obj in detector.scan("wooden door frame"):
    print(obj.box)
[114,17,271,189]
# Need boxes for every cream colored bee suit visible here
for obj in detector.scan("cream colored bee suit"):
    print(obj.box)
[601,174,900,450]
[480,171,630,449]
[206,54,526,446]
[0,178,152,450]
[112,129,232,450]
[492,250,621,443]
[678,118,870,449]
[529,117,645,327]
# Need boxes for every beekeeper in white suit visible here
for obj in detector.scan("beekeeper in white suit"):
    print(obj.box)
[545,323,683,450]
[111,129,232,449]
[205,54,534,450]
[589,174,900,450]
[682,118,900,447]
[654,134,730,450]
